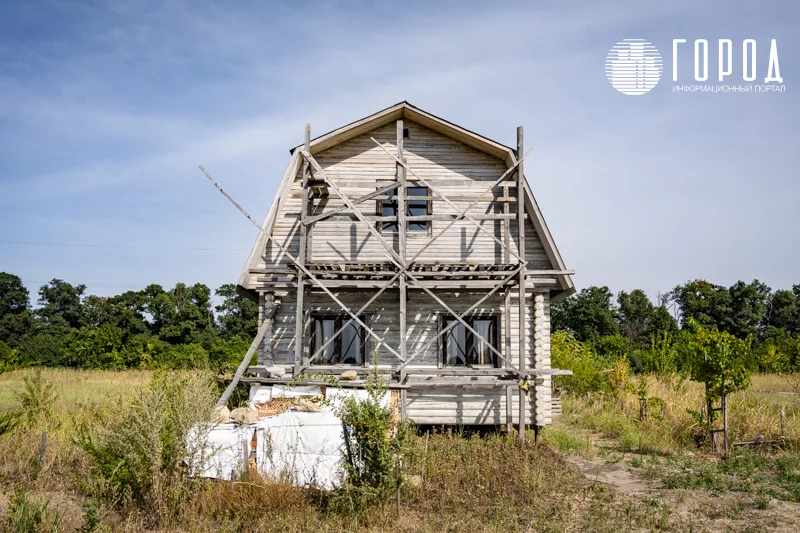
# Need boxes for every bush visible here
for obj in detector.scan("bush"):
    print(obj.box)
[334,365,408,500]
[76,370,217,523]
[15,370,59,425]
[154,343,210,370]
[551,331,609,395]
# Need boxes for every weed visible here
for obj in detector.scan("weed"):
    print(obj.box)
[14,369,58,425]
[75,370,217,524]
[3,488,62,533]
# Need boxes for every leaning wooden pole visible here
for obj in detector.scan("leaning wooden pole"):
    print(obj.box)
[295,124,311,374]
[517,126,527,443]
[217,317,271,408]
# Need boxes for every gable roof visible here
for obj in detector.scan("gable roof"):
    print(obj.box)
[238,102,574,300]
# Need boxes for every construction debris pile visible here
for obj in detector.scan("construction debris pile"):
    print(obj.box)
[190,385,392,490]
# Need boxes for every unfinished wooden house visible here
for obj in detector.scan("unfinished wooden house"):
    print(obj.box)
[232,102,574,436]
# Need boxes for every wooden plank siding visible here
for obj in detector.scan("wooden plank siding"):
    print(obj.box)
[248,121,553,270]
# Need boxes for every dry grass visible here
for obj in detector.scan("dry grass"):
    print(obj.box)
[0,369,684,532]
[558,374,800,453]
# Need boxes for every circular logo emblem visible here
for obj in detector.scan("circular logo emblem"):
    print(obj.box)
[605,39,662,95]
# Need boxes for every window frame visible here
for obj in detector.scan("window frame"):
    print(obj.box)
[377,186,431,234]
[309,313,367,366]
[439,314,501,368]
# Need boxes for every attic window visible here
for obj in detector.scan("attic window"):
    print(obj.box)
[379,186,430,232]
[403,128,410,139]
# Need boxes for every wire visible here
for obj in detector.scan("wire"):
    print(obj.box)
[0,240,249,252]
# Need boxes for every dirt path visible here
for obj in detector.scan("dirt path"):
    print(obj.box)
[565,455,655,493]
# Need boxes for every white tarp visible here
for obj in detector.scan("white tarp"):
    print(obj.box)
[247,385,273,409]
[325,387,390,409]
[254,410,345,489]
[188,423,253,480]
[272,384,322,398]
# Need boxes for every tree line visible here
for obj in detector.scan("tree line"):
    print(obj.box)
[1,271,799,374]
[0,272,258,371]
[551,280,800,375]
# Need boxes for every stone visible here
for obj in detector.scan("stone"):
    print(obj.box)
[265,366,286,378]
[340,370,358,381]
[230,407,259,424]
[212,406,230,424]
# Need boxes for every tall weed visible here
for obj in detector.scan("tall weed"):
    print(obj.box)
[76,370,217,524]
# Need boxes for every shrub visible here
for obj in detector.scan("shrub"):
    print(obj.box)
[76,370,217,523]
[334,365,408,499]
[551,331,608,395]
[154,343,210,370]
[15,369,59,425]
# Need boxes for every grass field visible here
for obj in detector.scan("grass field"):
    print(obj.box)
[1,369,799,532]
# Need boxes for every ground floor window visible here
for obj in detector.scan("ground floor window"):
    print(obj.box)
[311,315,365,365]
[441,315,500,367]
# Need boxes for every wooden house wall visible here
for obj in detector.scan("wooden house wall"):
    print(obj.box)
[249,120,553,272]
[260,289,551,425]
[248,118,555,425]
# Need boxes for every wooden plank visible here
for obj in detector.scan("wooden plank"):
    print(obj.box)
[398,265,524,370]
[217,317,271,408]
[398,120,408,384]
[200,165,403,363]
[295,124,310,374]
[517,125,527,441]
[371,138,529,264]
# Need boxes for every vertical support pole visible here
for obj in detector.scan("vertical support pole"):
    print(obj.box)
[263,293,275,366]
[257,292,265,366]
[397,120,408,415]
[503,178,512,433]
[722,378,729,458]
[294,124,311,375]
[39,430,47,465]
[517,126,527,443]
[505,288,513,433]
[397,123,407,364]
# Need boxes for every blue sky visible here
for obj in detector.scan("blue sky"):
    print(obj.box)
[0,0,797,304]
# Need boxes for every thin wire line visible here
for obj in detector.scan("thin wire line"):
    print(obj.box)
[0,240,248,251]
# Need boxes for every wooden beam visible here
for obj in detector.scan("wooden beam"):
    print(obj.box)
[517,125,527,442]
[295,124,310,375]
[398,120,408,386]
[305,182,398,224]
[217,317,271,408]
[301,150,511,374]
[398,265,524,371]
[371,138,532,264]
[306,213,527,222]
[199,165,403,363]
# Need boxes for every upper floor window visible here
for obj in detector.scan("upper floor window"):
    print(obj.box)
[442,315,500,367]
[311,314,364,365]
[380,186,430,232]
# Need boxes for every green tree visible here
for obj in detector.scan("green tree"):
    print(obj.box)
[618,289,656,347]
[766,289,799,336]
[37,279,87,329]
[670,280,732,332]
[728,279,770,339]
[685,318,752,401]
[551,286,619,344]
[144,283,215,344]
[215,284,258,339]
[0,273,34,347]
[0,272,29,316]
